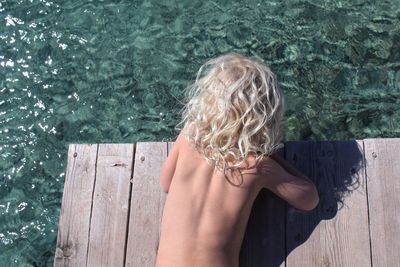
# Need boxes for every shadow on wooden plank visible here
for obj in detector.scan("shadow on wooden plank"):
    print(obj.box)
[239,140,365,267]
[240,148,285,267]
[286,140,367,266]
[240,190,286,267]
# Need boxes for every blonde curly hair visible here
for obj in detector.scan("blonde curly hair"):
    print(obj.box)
[177,53,284,177]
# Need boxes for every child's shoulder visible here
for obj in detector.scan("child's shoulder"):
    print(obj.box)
[172,128,189,150]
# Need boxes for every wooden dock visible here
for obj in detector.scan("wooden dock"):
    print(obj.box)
[54,139,400,267]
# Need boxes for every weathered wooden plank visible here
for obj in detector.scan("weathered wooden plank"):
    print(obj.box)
[285,141,371,267]
[240,149,286,267]
[364,138,400,267]
[125,142,168,267]
[86,144,134,267]
[54,144,98,267]
[55,139,400,267]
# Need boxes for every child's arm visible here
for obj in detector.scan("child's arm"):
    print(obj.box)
[159,131,184,193]
[260,154,319,211]
[269,153,315,185]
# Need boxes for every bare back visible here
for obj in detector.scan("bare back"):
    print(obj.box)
[156,137,264,267]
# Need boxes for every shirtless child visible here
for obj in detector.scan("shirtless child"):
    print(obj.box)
[156,53,319,267]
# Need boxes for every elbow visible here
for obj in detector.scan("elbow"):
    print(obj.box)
[303,186,320,211]
[160,180,169,193]
[161,188,169,194]
[306,194,319,211]
[312,185,320,209]
[294,185,319,212]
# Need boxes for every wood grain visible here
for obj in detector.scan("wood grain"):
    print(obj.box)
[285,141,371,267]
[86,144,134,267]
[364,138,400,267]
[54,144,98,267]
[125,142,168,267]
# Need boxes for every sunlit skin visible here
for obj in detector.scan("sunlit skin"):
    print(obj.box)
[156,53,319,267]
[156,130,319,267]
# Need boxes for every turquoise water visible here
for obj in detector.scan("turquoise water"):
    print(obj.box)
[1,0,399,265]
